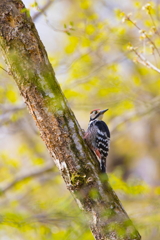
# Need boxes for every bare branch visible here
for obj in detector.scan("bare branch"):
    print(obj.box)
[0,163,55,194]
[0,104,26,126]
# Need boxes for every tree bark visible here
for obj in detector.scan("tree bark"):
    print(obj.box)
[0,1,141,239]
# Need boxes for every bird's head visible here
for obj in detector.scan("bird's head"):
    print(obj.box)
[90,108,108,121]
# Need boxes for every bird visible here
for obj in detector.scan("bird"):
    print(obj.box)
[84,109,110,173]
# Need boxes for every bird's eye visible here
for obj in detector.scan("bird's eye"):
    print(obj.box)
[95,111,97,114]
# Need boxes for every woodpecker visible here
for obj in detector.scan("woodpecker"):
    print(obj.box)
[84,109,110,173]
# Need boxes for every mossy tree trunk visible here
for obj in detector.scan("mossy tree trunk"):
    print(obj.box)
[0,1,141,239]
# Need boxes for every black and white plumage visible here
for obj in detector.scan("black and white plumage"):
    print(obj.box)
[84,109,110,173]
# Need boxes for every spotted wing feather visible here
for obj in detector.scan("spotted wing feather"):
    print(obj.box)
[95,121,110,172]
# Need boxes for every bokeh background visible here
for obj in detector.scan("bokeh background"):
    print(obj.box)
[0,0,160,239]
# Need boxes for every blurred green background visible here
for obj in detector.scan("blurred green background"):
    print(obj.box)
[0,0,160,239]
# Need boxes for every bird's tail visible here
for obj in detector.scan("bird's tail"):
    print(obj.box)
[100,157,106,173]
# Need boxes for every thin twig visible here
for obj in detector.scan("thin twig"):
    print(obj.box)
[32,0,54,21]
[63,53,127,89]
[148,10,160,38]
[126,16,160,57]
[111,97,160,132]
[133,49,160,73]
[32,0,74,34]
[0,65,10,74]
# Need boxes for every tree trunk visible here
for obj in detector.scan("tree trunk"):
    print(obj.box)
[0,1,141,239]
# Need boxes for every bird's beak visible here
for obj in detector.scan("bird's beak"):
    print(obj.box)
[100,109,109,115]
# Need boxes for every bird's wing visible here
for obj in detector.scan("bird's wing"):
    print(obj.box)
[95,121,110,158]
[95,121,110,138]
